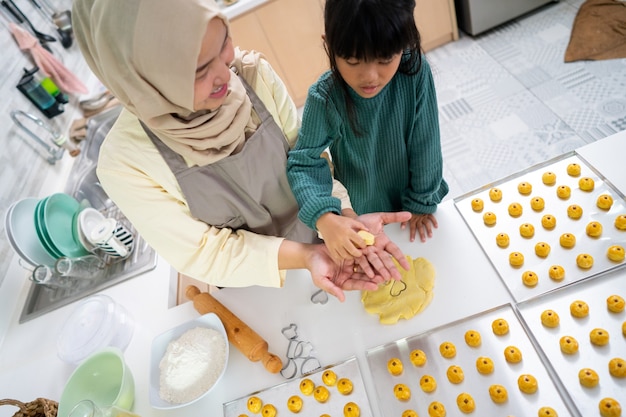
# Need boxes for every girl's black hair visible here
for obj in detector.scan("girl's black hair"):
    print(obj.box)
[323,0,422,135]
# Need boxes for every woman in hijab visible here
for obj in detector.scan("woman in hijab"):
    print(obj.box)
[72,0,411,301]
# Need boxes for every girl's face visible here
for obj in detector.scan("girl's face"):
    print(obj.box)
[335,53,402,98]
[193,18,235,111]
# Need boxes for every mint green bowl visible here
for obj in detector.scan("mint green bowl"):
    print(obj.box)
[58,347,135,417]
[42,193,90,258]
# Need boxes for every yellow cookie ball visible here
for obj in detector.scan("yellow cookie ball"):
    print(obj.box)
[428,401,446,417]
[570,300,589,318]
[446,365,464,384]
[489,187,503,202]
[598,397,621,417]
[286,395,303,413]
[560,335,579,354]
[261,404,277,417]
[597,194,614,210]
[518,374,538,394]
[535,242,551,257]
[496,232,510,248]
[471,198,484,212]
[387,358,404,376]
[607,245,625,262]
[322,369,337,386]
[247,397,263,413]
[556,185,571,199]
[464,330,481,347]
[402,411,418,417]
[531,196,545,211]
[615,214,626,230]
[519,223,535,238]
[483,211,497,226]
[419,375,437,393]
[579,368,599,388]
[492,318,510,335]
[504,345,523,363]
[476,356,494,374]
[542,171,557,185]
[567,204,583,219]
[541,309,560,327]
[518,182,532,195]
[559,233,576,248]
[586,221,603,237]
[522,270,539,287]
[590,328,609,346]
[439,341,456,358]
[608,358,626,378]
[509,251,524,267]
[456,392,475,414]
[576,253,594,269]
[299,378,314,396]
[548,265,565,281]
[488,384,508,404]
[509,202,523,217]
[607,295,625,313]
[337,378,354,395]
[394,383,411,401]
[538,406,559,417]
[313,386,330,403]
[567,163,581,176]
[409,349,427,366]
[579,177,595,191]
[343,402,360,417]
[542,214,557,229]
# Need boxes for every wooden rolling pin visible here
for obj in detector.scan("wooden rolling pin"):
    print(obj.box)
[185,285,283,373]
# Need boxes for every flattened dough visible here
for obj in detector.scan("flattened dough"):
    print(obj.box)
[361,256,435,324]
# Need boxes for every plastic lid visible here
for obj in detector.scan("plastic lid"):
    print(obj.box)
[57,295,134,364]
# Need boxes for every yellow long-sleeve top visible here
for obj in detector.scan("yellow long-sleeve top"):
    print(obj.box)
[96,58,351,288]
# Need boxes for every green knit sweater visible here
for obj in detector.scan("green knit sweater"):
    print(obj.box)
[287,57,448,230]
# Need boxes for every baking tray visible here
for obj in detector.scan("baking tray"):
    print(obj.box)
[223,357,373,416]
[517,267,626,417]
[454,153,626,302]
[366,304,574,417]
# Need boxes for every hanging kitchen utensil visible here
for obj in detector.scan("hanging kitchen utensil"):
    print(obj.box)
[28,0,71,48]
[1,0,56,50]
[37,0,71,35]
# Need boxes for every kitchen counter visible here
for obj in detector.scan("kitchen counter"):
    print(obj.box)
[0,130,623,417]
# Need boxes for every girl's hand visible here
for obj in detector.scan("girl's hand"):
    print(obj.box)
[316,212,370,263]
[402,213,438,242]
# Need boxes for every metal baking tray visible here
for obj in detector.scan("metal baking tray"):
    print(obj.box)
[223,357,373,416]
[454,152,626,302]
[517,267,626,417]
[366,304,574,417]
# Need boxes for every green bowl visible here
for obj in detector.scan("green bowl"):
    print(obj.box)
[58,347,135,417]
[41,193,89,258]
[33,197,63,258]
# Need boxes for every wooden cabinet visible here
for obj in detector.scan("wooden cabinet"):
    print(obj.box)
[229,0,458,107]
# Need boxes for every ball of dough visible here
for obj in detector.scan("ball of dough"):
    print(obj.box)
[402,411,418,417]
[518,374,538,394]
[496,232,510,248]
[518,182,532,195]
[419,375,437,393]
[598,397,621,417]
[608,245,625,262]
[509,252,524,267]
[531,196,545,211]
[261,404,277,417]
[313,386,330,403]
[492,318,510,335]
[522,270,538,287]
[322,369,337,386]
[471,198,484,212]
[542,214,557,229]
[439,341,456,358]
[464,329,481,347]
[567,163,581,176]
[409,349,427,366]
[576,253,594,269]
[541,309,560,327]
[519,223,535,238]
[337,378,354,395]
[579,177,595,191]
[509,202,523,217]
[387,358,403,376]
[394,383,411,401]
[476,356,494,374]
[299,378,314,396]
[579,368,599,388]
[287,395,303,413]
[456,393,475,414]
[535,242,551,258]
[623,321,626,337]
[247,396,263,413]
[542,171,557,185]
[607,295,625,313]
[597,194,614,210]
[446,365,464,384]
[609,358,626,378]
[343,402,360,417]
[357,230,375,246]
[590,328,609,346]
[538,407,559,417]
[586,221,603,237]
[548,265,565,281]
[428,402,446,417]
[615,215,626,230]
[559,233,576,248]
[570,300,589,318]
[556,185,571,199]
[489,187,503,202]
[567,204,583,219]
[504,346,523,363]
[560,335,579,354]
[483,211,497,226]
[489,384,508,403]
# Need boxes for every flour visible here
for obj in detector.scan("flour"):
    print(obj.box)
[159,327,227,404]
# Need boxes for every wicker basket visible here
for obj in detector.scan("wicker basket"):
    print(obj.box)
[0,398,58,417]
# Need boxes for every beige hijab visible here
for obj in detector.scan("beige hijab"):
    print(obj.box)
[73,0,260,166]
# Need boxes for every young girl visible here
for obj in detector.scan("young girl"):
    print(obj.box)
[287,0,449,263]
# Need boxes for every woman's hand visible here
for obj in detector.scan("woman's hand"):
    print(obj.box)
[402,213,438,242]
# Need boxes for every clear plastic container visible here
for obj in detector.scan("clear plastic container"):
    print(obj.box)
[57,295,134,364]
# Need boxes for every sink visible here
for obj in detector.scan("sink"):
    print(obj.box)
[19,106,158,323]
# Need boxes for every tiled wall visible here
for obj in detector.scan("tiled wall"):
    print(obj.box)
[0,0,100,285]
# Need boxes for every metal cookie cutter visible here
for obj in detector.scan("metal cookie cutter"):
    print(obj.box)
[279,323,321,378]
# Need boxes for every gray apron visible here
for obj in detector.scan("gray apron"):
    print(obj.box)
[141,77,317,243]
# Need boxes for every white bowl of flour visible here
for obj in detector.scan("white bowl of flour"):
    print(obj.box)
[149,313,228,409]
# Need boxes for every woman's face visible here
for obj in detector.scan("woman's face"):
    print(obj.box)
[335,53,402,99]
[193,18,235,111]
